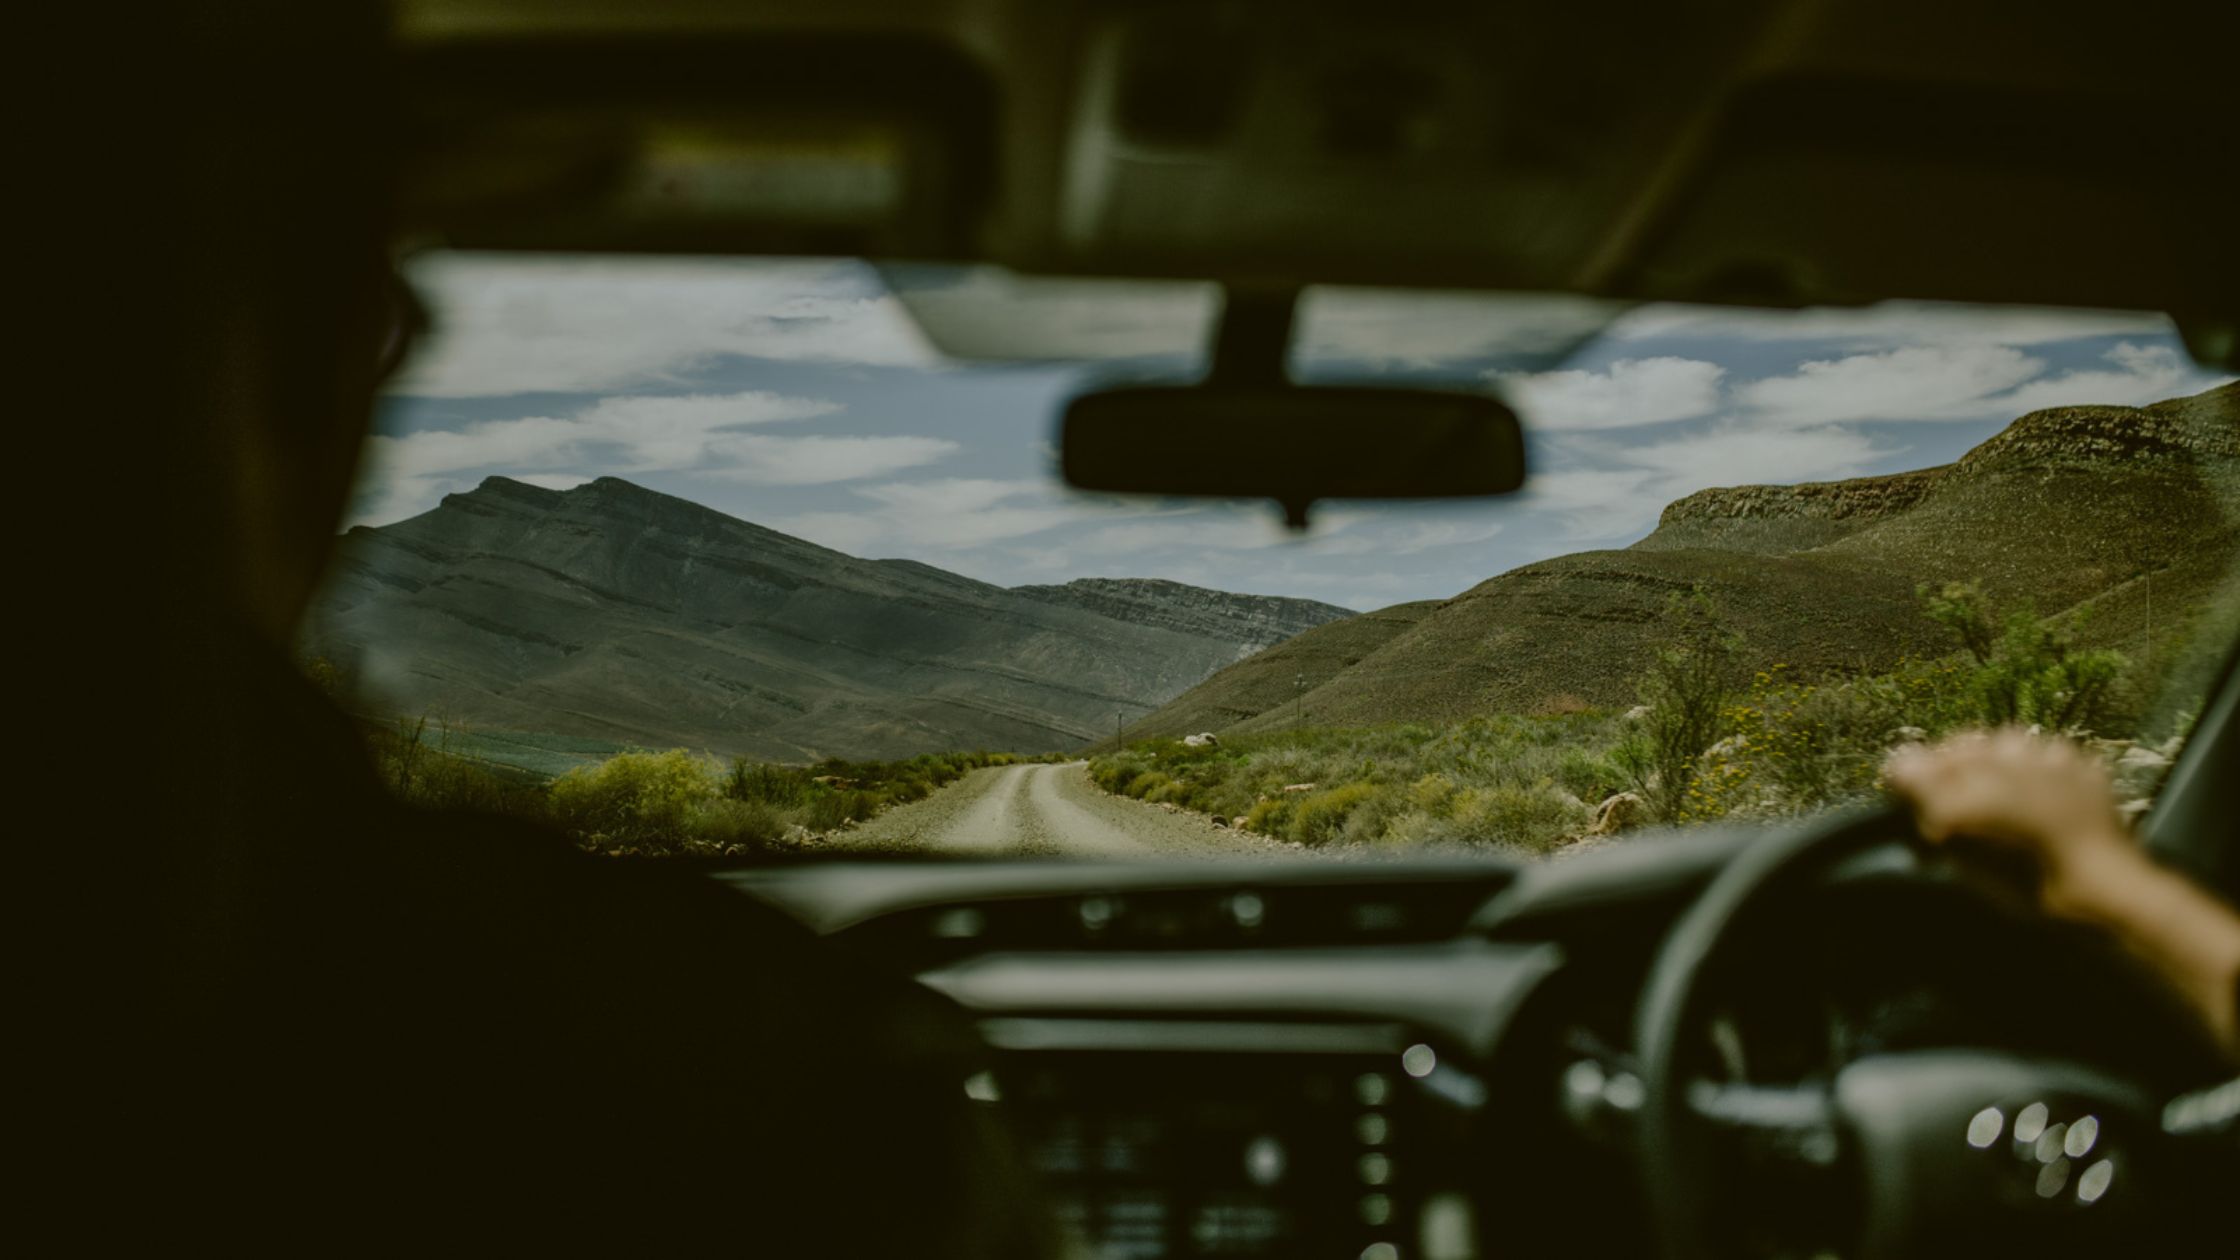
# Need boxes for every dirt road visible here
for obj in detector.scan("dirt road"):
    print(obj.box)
[836,761,1262,856]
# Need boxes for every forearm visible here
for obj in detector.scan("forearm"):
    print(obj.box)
[2052,844,2240,1059]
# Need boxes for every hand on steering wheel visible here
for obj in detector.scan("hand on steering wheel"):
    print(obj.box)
[1631,803,2201,1260]
[1887,730,2240,1053]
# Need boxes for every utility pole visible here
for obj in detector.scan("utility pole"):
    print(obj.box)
[1115,710,1123,749]
[1294,671,1306,730]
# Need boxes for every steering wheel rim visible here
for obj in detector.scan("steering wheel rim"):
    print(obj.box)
[1633,800,1917,1260]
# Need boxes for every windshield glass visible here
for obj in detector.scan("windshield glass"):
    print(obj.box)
[309,253,2240,859]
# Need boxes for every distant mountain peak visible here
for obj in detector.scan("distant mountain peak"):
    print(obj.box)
[1641,383,2238,555]
[1953,388,2240,477]
[314,478,1352,760]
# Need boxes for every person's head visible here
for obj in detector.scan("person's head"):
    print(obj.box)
[159,0,399,649]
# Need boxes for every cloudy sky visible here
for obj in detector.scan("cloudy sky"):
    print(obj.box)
[360,254,2231,611]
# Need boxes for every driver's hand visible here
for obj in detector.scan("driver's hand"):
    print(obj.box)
[1882,729,2133,915]
[1887,728,2240,1058]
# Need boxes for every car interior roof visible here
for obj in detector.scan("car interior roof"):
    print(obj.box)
[390,0,2239,368]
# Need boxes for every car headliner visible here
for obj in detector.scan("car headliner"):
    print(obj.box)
[388,0,2238,370]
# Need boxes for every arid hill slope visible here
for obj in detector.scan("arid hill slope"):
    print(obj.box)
[309,477,1349,760]
[1134,382,2240,738]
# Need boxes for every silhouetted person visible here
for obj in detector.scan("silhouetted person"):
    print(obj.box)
[47,4,1050,1252]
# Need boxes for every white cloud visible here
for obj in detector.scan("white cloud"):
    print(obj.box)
[1529,424,1895,541]
[1987,342,2226,414]
[856,478,1046,517]
[391,254,937,397]
[1071,513,1318,556]
[363,389,842,487]
[772,479,1126,554]
[1313,518,1506,556]
[352,389,956,524]
[851,479,1086,547]
[1495,357,1725,429]
[1735,345,2046,424]
[1517,467,1659,515]
[1383,519,1507,555]
[509,473,596,492]
[764,510,890,555]
[1621,424,1892,489]
[1734,340,2230,426]
[697,435,958,487]
[1607,301,2175,349]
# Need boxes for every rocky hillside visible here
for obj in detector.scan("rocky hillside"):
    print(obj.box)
[1129,382,2240,738]
[1638,467,1944,555]
[1111,600,1445,741]
[1013,578,1352,654]
[309,477,1340,762]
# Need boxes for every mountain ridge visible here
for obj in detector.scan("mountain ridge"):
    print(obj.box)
[312,476,1352,761]
[1127,382,2240,739]
[1013,578,1354,654]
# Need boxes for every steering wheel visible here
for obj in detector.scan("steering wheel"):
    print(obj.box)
[1632,802,2199,1260]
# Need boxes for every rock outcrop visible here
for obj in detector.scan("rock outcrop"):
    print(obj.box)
[1012,578,1351,655]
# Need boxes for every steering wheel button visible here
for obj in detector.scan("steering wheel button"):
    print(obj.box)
[1244,1135,1286,1187]
[2013,1101,2050,1145]
[1966,1106,2004,1148]
[2076,1158,2115,1204]
[2064,1115,2099,1158]
[1401,1044,1437,1078]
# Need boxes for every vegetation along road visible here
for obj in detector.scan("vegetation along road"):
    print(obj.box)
[838,762,1263,857]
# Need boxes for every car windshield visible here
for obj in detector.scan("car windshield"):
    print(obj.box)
[309,252,2240,860]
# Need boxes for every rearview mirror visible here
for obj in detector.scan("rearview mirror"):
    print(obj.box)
[1061,386,1527,528]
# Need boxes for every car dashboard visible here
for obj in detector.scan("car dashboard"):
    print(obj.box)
[717,832,2211,1260]
[719,843,1735,1260]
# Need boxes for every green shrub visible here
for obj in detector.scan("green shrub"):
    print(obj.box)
[1553,748,1622,804]
[725,760,811,808]
[1128,771,1173,801]
[366,715,549,818]
[1287,782,1379,846]
[1613,592,1744,822]
[1243,796,1294,835]
[549,749,723,852]
[1408,772,1459,816]
[804,789,872,831]
[1923,581,2128,732]
[1447,785,1587,850]
[690,797,787,847]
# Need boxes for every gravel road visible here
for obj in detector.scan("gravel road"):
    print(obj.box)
[836,761,1267,857]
